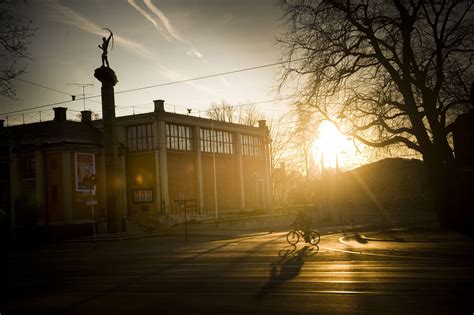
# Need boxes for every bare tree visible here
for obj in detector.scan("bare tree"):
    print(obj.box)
[238,104,264,127]
[278,0,473,228]
[290,106,321,180]
[207,100,264,127]
[207,100,235,123]
[268,116,295,206]
[0,0,36,98]
[269,111,323,206]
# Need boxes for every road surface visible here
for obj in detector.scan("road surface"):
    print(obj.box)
[6,229,474,314]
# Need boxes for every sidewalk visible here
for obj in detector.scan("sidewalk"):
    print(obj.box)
[63,211,471,253]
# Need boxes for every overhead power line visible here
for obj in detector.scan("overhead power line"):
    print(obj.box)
[200,97,296,113]
[67,83,94,111]
[113,59,301,95]
[14,77,101,105]
[1,58,306,116]
[14,78,74,97]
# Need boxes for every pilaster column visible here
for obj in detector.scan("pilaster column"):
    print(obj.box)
[153,122,161,213]
[34,150,46,223]
[98,152,107,218]
[236,133,245,210]
[9,152,18,240]
[194,126,204,213]
[158,120,169,212]
[259,120,272,211]
[62,151,72,223]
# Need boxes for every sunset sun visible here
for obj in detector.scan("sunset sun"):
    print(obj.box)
[313,120,354,169]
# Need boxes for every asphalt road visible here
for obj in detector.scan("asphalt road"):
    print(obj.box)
[5,229,474,314]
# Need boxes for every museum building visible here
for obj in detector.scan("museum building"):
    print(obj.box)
[0,100,271,238]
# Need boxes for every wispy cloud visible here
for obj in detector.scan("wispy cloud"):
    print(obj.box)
[48,0,156,60]
[186,48,203,59]
[143,0,183,42]
[128,0,172,41]
[47,0,214,98]
[128,0,205,61]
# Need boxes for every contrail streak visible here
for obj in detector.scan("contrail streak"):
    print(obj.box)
[128,0,172,41]
[49,0,156,60]
[144,0,183,42]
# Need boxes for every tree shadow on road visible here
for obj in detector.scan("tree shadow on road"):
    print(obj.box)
[256,245,319,300]
[354,232,369,244]
[54,233,276,314]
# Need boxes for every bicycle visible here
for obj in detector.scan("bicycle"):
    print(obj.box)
[286,224,320,245]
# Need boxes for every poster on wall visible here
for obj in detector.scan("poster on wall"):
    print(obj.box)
[75,153,96,192]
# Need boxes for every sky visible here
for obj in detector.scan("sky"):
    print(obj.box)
[1,0,291,124]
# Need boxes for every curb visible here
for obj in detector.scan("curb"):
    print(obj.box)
[63,232,165,242]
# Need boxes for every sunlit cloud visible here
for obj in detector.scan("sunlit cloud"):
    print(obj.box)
[48,0,156,60]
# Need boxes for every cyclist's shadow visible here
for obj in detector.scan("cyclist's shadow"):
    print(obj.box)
[256,245,319,299]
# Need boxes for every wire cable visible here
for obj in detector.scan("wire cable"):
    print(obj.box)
[1,58,305,116]
[14,78,74,97]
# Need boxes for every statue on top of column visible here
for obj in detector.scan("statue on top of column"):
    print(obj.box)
[98,28,114,68]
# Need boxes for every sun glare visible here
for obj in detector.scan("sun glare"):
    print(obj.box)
[313,121,354,170]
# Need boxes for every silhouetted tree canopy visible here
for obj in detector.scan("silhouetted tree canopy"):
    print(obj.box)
[0,0,36,99]
[278,0,473,227]
[207,101,264,127]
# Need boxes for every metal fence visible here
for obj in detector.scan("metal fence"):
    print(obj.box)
[1,103,207,127]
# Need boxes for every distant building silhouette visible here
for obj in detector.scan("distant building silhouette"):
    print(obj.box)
[0,101,271,240]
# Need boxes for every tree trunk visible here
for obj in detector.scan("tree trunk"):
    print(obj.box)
[424,158,454,230]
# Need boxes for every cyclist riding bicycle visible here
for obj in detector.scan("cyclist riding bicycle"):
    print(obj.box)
[292,210,313,243]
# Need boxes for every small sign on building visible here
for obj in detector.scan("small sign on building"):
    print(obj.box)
[133,189,153,203]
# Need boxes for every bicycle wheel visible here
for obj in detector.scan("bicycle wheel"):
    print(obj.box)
[286,230,299,245]
[308,230,320,245]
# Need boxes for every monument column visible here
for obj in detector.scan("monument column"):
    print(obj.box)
[94,65,123,233]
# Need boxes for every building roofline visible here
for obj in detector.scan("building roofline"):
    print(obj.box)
[93,110,268,135]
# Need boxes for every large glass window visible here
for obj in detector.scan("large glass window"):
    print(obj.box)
[127,124,154,151]
[200,128,233,154]
[241,134,263,156]
[166,123,193,151]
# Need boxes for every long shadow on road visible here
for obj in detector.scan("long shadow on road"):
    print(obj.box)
[55,233,277,314]
[256,245,319,300]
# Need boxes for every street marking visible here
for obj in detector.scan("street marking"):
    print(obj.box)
[327,235,471,261]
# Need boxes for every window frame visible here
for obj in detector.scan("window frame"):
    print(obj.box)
[166,123,194,151]
[127,123,154,152]
[240,134,263,157]
[200,128,234,155]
